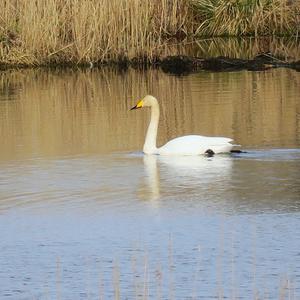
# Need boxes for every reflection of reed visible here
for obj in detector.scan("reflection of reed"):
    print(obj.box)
[0,67,299,160]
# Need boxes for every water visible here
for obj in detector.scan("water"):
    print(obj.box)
[0,67,300,299]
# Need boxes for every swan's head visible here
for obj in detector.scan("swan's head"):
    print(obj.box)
[130,95,158,110]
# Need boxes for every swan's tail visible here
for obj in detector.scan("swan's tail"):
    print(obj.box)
[230,149,248,154]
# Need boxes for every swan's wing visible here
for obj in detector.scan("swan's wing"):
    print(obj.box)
[158,135,234,155]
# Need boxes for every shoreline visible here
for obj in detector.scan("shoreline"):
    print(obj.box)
[1,53,299,74]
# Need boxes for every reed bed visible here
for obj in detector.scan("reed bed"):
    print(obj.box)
[0,0,299,66]
[0,0,193,65]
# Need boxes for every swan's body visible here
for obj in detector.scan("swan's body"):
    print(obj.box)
[131,95,235,155]
[157,135,233,155]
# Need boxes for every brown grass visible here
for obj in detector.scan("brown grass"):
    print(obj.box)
[0,0,299,66]
[0,0,193,65]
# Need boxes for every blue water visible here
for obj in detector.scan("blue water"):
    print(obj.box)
[0,150,300,299]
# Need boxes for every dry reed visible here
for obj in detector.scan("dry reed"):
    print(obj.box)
[0,0,299,66]
[0,0,192,66]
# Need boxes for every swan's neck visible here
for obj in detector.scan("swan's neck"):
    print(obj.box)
[143,104,159,154]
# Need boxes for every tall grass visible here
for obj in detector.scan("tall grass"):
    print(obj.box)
[0,0,299,65]
[0,0,193,65]
[193,0,300,37]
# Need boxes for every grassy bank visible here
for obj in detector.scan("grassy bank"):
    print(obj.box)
[0,0,299,66]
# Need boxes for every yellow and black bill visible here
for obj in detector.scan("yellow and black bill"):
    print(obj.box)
[130,100,143,110]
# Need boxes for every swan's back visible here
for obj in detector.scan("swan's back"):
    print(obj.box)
[157,135,233,155]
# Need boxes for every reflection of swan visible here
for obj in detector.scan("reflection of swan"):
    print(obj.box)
[143,155,160,201]
[142,154,233,202]
[158,155,232,181]
[131,95,235,155]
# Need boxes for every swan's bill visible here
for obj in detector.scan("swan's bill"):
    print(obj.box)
[130,100,143,110]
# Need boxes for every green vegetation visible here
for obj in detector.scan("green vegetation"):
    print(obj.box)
[0,0,299,66]
[193,0,300,36]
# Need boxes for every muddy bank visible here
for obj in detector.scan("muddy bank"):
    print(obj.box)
[102,53,300,74]
[1,53,300,74]
[159,53,300,75]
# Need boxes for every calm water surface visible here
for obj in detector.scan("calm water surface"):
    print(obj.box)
[0,67,300,299]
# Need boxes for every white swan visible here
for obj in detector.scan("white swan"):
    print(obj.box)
[130,95,235,155]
